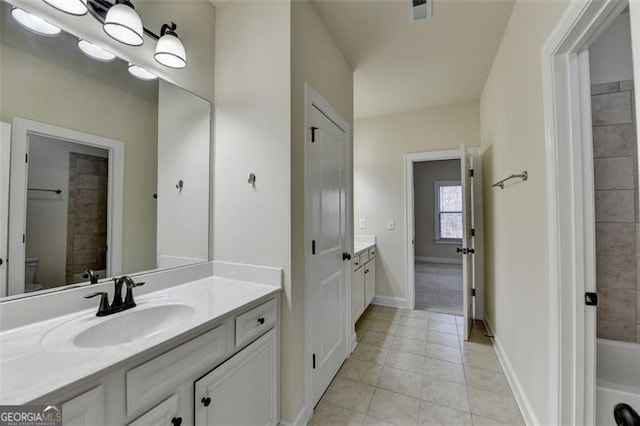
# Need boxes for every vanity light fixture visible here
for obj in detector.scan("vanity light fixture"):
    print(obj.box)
[154,23,187,69]
[103,0,143,46]
[127,63,157,81]
[42,0,88,16]
[78,39,116,61]
[11,7,62,37]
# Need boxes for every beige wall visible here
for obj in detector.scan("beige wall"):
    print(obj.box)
[354,102,479,302]
[589,12,634,85]
[479,0,570,423]
[414,159,461,261]
[291,0,354,419]
[1,44,158,276]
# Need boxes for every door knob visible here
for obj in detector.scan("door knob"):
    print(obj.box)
[456,247,467,255]
[201,397,211,407]
[467,248,475,254]
[342,252,352,261]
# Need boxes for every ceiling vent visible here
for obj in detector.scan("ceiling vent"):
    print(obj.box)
[411,0,432,21]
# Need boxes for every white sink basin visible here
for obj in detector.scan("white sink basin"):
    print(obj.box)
[42,298,199,350]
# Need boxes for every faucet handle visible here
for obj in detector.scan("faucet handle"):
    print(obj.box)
[124,278,145,307]
[85,292,110,316]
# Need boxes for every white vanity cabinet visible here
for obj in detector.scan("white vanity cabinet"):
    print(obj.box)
[351,245,376,324]
[194,329,278,425]
[52,294,280,426]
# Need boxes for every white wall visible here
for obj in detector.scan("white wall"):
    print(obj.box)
[479,0,571,423]
[414,159,461,261]
[354,102,479,303]
[212,0,293,418]
[1,44,158,275]
[589,12,634,85]
[157,81,210,268]
[26,135,107,287]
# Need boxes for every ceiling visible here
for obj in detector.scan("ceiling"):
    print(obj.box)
[311,0,515,119]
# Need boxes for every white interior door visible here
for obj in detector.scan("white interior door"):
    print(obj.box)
[460,144,473,341]
[308,103,349,408]
[0,122,11,297]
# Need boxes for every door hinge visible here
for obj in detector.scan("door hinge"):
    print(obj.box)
[22,234,25,243]
[312,354,316,369]
[470,169,474,177]
[470,228,475,237]
[585,292,598,306]
[471,288,476,297]
[311,127,318,143]
[312,240,316,255]
[25,153,28,163]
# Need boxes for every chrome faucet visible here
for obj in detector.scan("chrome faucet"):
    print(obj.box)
[85,276,145,316]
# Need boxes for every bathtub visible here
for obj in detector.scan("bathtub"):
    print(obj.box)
[597,338,640,426]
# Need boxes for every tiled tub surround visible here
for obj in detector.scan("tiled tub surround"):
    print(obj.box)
[66,153,109,283]
[0,261,282,404]
[310,306,524,425]
[591,79,639,343]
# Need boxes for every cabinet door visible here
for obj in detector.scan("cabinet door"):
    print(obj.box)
[194,329,277,426]
[364,259,376,307]
[351,267,365,323]
[62,386,104,426]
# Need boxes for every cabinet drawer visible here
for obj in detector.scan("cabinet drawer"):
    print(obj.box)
[360,250,370,263]
[352,254,362,271]
[235,298,277,348]
[126,325,227,417]
[128,395,178,426]
[368,247,376,258]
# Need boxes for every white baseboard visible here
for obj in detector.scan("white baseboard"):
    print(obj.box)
[483,318,539,426]
[372,295,407,309]
[351,331,358,353]
[279,405,308,426]
[415,256,462,265]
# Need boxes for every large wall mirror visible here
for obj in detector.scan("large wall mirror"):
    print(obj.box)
[0,0,211,299]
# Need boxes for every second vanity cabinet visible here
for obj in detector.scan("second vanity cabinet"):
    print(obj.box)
[351,246,376,323]
[47,293,280,426]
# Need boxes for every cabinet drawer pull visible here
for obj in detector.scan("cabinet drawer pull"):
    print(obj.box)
[201,396,211,407]
[257,317,265,325]
[171,417,182,426]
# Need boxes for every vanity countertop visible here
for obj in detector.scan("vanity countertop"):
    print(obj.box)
[354,241,375,255]
[0,276,280,405]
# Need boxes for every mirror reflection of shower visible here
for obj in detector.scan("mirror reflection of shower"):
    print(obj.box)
[25,134,109,292]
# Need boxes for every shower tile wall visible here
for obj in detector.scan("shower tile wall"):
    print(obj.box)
[591,79,639,343]
[65,153,108,283]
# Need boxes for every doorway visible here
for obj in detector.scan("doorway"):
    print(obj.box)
[542,0,640,423]
[404,147,484,341]
[413,159,463,315]
[7,118,124,296]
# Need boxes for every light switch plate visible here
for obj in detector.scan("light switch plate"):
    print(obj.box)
[359,219,366,229]
[387,219,395,230]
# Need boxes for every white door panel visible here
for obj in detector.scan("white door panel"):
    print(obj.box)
[460,144,473,341]
[308,103,349,408]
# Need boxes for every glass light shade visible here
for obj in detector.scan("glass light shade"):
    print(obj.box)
[128,63,157,81]
[11,7,61,37]
[43,0,88,16]
[154,33,187,69]
[78,39,116,62]
[103,2,143,46]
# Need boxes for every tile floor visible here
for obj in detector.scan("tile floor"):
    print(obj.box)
[415,262,463,315]
[309,305,524,426]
